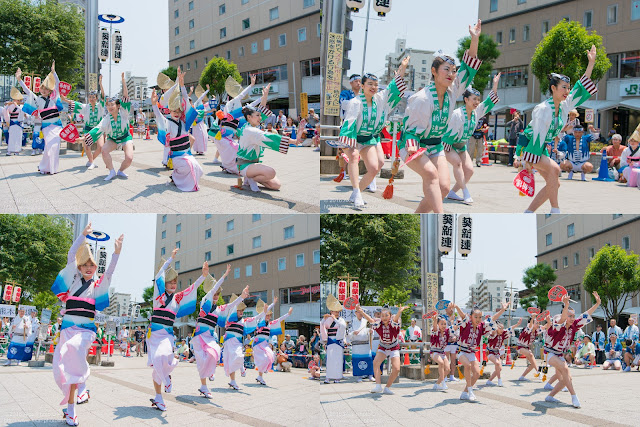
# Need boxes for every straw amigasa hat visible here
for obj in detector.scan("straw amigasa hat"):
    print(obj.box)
[167,88,184,111]
[630,122,640,144]
[157,72,175,90]
[75,242,96,266]
[326,294,343,312]
[157,257,178,282]
[42,72,56,91]
[10,87,23,101]
[224,76,250,101]
[195,84,208,102]
[231,293,247,311]
[202,274,216,293]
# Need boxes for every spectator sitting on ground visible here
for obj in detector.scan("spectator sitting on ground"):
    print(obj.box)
[176,340,189,361]
[548,136,568,167]
[620,126,640,183]
[623,339,640,372]
[623,317,640,342]
[306,108,319,126]
[608,318,623,341]
[276,342,292,372]
[560,109,580,138]
[308,353,321,379]
[560,126,593,180]
[606,134,627,171]
[603,333,623,370]
[574,335,595,368]
[265,122,278,134]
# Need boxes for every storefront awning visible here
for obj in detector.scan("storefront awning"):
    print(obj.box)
[590,306,640,319]
[620,99,640,111]
[493,102,537,114]
[578,100,621,112]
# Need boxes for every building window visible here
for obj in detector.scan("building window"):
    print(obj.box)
[317,22,321,37]
[622,236,631,250]
[552,259,558,270]
[194,60,198,69]
[264,38,270,51]
[176,241,181,249]
[246,265,252,277]
[161,230,166,239]
[509,28,516,43]
[296,253,305,267]
[238,46,244,57]
[546,233,552,246]
[188,1,194,11]
[174,9,179,18]
[279,33,286,47]
[227,244,234,255]
[613,214,622,219]
[242,18,250,30]
[219,4,226,15]
[490,0,498,12]
[251,42,258,54]
[561,15,570,22]
[186,62,191,71]
[205,214,211,220]
[421,67,426,72]
[496,31,503,45]
[205,228,211,239]
[588,247,595,260]
[241,0,249,4]
[270,7,279,20]
[227,220,234,231]
[161,247,166,256]
[189,19,194,29]
[607,4,618,25]
[284,226,295,240]
[174,26,179,35]
[175,46,180,55]
[584,10,593,28]
[252,236,262,249]
[176,223,181,232]
[542,20,550,37]
[301,58,321,77]
[252,214,261,222]
[523,24,530,41]
[574,252,580,266]
[563,256,568,268]
[517,0,526,3]
[303,0,315,7]
[189,40,195,49]
[205,251,211,261]
[260,262,267,274]
[175,261,180,270]
[298,27,307,42]
[204,57,208,64]
[567,223,575,237]
[234,267,240,279]
[633,1,640,21]
[162,215,167,223]
[313,249,320,264]
[220,27,226,38]
[278,257,286,271]
[226,50,231,60]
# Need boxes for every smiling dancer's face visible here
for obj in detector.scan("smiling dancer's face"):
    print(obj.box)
[432,62,457,89]
[79,261,97,279]
[551,81,571,102]
[165,279,177,294]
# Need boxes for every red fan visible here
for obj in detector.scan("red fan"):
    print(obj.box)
[548,285,568,302]
[400,147,427,168]
[527,307,541,315]
[59,81,72,97]
[536,310,550,322]
[422,310,438,320]
[344,296,358,311]
[514,169,535,197]
[59,124,79,142]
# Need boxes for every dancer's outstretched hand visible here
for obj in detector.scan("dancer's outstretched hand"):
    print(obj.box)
[202,261,209,276]
[469,19,482,38]
[83,223,93,236]
[241,285,250,299]
[587,45,597,64]
[15,68,22,80]
[171,246,179,258]
[114,234,124,254]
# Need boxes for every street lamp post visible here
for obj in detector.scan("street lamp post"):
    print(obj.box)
[98,14,125,97]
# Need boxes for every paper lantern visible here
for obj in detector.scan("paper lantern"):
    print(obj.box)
[350,281,359,298]
[99,27,109,62]
[438,214,454,255]
[2,284,13,302]
[346,0,365,12]
[337,280,347,302]
[112,30,123,63]
[12,286,22,303]
[457,215,472,257]
[373,0,392,16]
[33,77,41,94]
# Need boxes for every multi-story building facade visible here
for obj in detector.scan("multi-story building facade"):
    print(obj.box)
[536,214,640,326]
[168,0,321,117]
[103,290,132,317]
[381,39,435,92]
[122,72,148,103]
[479,0,640,139]
[155,214,320,338]
[466,273,510,311]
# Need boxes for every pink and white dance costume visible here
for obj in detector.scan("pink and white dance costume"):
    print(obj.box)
[222,295,262,389]
[455,315,496,362]
[544,313,592,363]
[190,89,210,155]
[430,325,456,358]
[51,233,119,424]
[154,82,203,192]
[486,326,515,358]
[253,304,291,385]
[149,257,202,406]
[19,72,65,173]
[3,103,25,155]
[321,315,347,382]
[371,319,402,359]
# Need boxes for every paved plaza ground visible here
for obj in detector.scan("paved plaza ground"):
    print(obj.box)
[0,354,319,426]
[0,139,319,214]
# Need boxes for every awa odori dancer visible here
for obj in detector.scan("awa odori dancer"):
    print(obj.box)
[4,306,32,365]
[356,304,408,395]
[429,315,456,391]
[321,295,347,383]
[349,306,375,382]
[515,316,543,381]
[253,298,293,386]
[443,73,501,204]
[192,263,230,399]
[237,83,292,192]
[149,247,204,411]
[51,223,123,426]
[3,88,26,156]
[452,301,507,401]
[484,317,521,387]
[542,292,601,409]
[189,84,211,155]
[67,74,106,169]
[517,45,598,213]
[221,286,258,390]
[338,57,409,208]
[153,68,203,191]
[442,302,461,383]
[16,61,65,174]
[84,72,133,181]
[400,20,483,213]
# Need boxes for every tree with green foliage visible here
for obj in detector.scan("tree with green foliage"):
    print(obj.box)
[159,66,178,82]
[582,245,640,323]
[321,214,421,310]
[0,0,85,91]
[531,20,610,94]
[456,34,501,92]
[32,291,61,323]
[520,263,557,311]
[0,215,73,297]
[199,57,242,101]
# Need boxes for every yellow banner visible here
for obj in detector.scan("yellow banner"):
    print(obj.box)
[425,273,439,331]
[300,92,308,118]
[324,32,344,117]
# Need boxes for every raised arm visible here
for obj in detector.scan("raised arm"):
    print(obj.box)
[356,305,375,324]
[584,45,596,80]
[453,303,466,321]
[492,302,509,322]
[68,223,92,264]
[392,306,408,324]
[155,247,178,281]
[586,291,601,316]
[103,234,124,280]
[468,20,481,59]
[99,74,105,101]
[121,72,128,100]
[557,295,571,325]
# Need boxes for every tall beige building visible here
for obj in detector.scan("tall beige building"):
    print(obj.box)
[155,214,320,338]
[167,0,321,116]
[478,0,640,138]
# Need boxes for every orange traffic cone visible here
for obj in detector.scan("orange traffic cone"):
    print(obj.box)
[333,168,345,183]
[144,126,151,140]
[479,360,486,375]
[457,364,465,379]
[129,124,134,137]
[424,364,431,375]
[481,141,491,166]
[126,343,131,357]
[505,345,512,366]
[403,353,410,365]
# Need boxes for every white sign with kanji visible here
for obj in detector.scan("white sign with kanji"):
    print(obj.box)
[438,214,454,254]
[457,215,472,257]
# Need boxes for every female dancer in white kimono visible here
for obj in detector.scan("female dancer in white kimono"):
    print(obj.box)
[189,84,210,155]
[517,45,598,213]
[222,287,257,390]
[321,295,347,383]
[151,68,204,192]
[253,299,293,385]
[237,83,292,192]
[5,307,31,365]
[192,263,230,398]
[4,89,25,156]
[338,57,409,208]
[51,223,123,426]
[442,73,501,204]
[16,61,65,174]
[400,20,483,213]
[149,247,205,411]
[84,73,133,181]
[68,74,106,169]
